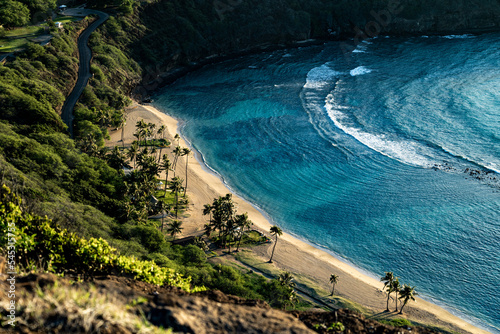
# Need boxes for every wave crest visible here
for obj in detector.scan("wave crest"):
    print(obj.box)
[304,64,341,89]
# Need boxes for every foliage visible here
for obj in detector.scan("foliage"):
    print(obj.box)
[18,0,57,16]
[203,194,252,252]
[0,184,202,292]
[379,318,413,328]
[0,0,31,28]
[328,322,345,332]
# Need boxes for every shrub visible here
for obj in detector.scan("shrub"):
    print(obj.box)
[0,185,203,292]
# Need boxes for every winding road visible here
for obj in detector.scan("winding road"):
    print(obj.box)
[60,9,109,137]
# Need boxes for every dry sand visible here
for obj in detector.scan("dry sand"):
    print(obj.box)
[107,101,490,334]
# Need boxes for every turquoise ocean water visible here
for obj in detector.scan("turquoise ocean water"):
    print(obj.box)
[155,33,500,333]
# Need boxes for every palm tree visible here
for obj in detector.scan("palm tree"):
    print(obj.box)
[172,146,182,177]
[118,113,127,147]
[169,176,184,219]
[167,220,183,240]
[398,284,418,314]
[381,271,395,311]
[182,148,191,197]
[203,204,212,223]
[329,274,339,296]
[268,225,283,263]
[158,125,166,140]
[156,126,169,164]
[161,155,172,197]
[127,142,139,169]
[392,277,401,312]
[278,272,296,289]
[283,290,298,310]
[234,213,252,252]
[107,146,130,170]
[225,217,236,253]
[203,223,213,237]
[208,194,235,248]
[135,119,148,144]
[148,122,157,141]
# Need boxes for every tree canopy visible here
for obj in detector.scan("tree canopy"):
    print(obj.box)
[0,0,30,28]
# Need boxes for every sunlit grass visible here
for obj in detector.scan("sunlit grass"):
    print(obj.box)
[0,38,27,52]
[0,26,47,52]
[54,16,82,25]
[3,25,45,38]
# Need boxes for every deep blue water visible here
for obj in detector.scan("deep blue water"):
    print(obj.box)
[155,33,500,333]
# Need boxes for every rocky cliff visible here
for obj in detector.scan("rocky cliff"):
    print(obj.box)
[0,273,437,334]
[111,0,500,97]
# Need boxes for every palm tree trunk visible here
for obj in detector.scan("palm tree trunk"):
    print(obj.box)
[183,155,189,197]
[394,292,398,312]
[236,235,243,252]
[175,191,179,219]
[269,237,278,263]
[399,301,407,314]
[164,169,169,198]
[386,293,391,311]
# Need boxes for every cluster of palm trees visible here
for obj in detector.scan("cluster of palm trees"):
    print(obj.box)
[118,119,193,239]
[133,119,168,147]
[202,194,253,252]
[380,271,418,314]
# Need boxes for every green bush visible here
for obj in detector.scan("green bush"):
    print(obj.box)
[22,42,46,60]
[0,184,204,292]
[390,318,413,327]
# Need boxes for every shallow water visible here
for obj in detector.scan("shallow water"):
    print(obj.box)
[155,33,500,333]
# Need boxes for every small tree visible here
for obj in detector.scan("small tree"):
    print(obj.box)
[182,148,191,197]
[381,271,395,311]
[329,274,339,296]
[167,220,183,240]
[278,272,296,289]
[169,176,183,219]
[399,284,418,314]
[234,213,252,252]
[392,277,401,312]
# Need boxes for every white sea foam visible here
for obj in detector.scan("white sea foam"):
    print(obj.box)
[442,34,474,39]
[304,64,342,89]
[324,94,435,168]
[350,66,372,76]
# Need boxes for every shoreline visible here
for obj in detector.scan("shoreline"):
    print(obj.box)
[107,101,492,334]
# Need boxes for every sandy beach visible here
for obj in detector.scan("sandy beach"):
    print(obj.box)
[107,101,490,334]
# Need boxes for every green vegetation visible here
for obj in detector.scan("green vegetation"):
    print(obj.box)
[202,194,253,253]
[1,183,312,308]
[0,184,201,291]
[0,0,31,28]
[378,317,413,328]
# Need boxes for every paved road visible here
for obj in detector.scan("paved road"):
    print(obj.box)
[60,9,109,137]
